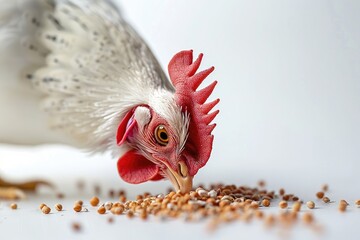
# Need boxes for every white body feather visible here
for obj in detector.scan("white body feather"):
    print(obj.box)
[0,0,184,156]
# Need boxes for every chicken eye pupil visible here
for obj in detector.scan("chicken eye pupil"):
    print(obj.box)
[155,125,169,146]
[160,131,168,140]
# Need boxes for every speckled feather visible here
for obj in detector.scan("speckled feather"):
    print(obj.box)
[0,0,179,155]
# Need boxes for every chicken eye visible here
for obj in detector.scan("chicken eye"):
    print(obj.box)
[155,125,169,146]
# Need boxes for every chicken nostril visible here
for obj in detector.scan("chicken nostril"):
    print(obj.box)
[178,162,187,178]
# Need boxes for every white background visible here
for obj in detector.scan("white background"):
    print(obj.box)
[1,0,360,239]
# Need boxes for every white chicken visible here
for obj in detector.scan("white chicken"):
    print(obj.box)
[0,0,219,199]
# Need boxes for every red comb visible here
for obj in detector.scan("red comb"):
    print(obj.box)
[168,50,219,176]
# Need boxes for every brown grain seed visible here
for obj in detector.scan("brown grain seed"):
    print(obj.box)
[306,201,315,209]
[261,199,270,207]
[140,210,148,220]
[250,201,259,209]
[355,200,360,207]
[104,201,113,210]
[292,196,299,202]
[322,196,330,203]
[322,184,329,192]
[264,214,276,227]
[255,210,264,219]
[75,200,83,206]
[279,201,288,209]
[113,202,121,208]
[316,192,324,199]
[282,195,290,201]
[279,188,285,196]
[72,222,81,232]
[127,210,134,218]
[55,204,63,211]
[10,203,17,210]
[113,207,124,215]
[338,202,347,212]
[258,180,266,187]
[340,199,349,206]
[219,200,230,208]
[109,190,115,198]
[39,203,47,210]
[97,205,106,214]
[42,206,51,214]
[302,212,314,224]
[292,201,301,212]
[118,190,125,196]
[119,195,126,203]
[56,193,65,199]
[73,204,82,212]
[90,196,100,206]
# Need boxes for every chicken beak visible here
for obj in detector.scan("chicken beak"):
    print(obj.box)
[164,161,193,193]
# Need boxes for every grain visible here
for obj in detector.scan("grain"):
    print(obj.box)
[255,210,264,219]
[258,180,266,187]
[338,202,347,212]
[261,199,270,207]
[105,201,113,210]
[73,204,82,212]
[75,200,83,206]
[292,202,301,212]
[39,203,47,210]
[10,203,17,210]
[264,214,276,227]
[59,182,335,232]
[282,195,291,201]
[119,195,126,203]
[251,201,259,209]
[208,190,217,198]
[90,196,100,206]
[97,205,106,214]
[56,193,65,199]
[118,190,125,196]
[127,210,134,218]
[306,201,315,209]
[355,200,360,207]
[140,209,148,220]
[279,201,288,209]
[322,184,329,192]
[322,197,330,203]
[72,222,81,232]
[42,206,51,214]
[302,212,314,224]
[112,206,124,215]
[109,190,115,198]
[279,188,285,196]
[197,189,208,198]
[55,204,63,211]
[292,196,299,202]
[316,192,324,199]
[339,200,349,206]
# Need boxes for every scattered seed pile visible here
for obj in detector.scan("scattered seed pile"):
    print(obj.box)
[6,182,360,233]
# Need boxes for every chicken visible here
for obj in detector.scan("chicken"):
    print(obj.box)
[0,0,219,199]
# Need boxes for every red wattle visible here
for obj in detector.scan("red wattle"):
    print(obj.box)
[117,150,160,184]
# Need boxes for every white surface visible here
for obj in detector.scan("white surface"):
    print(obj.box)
[1,0,360,239]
